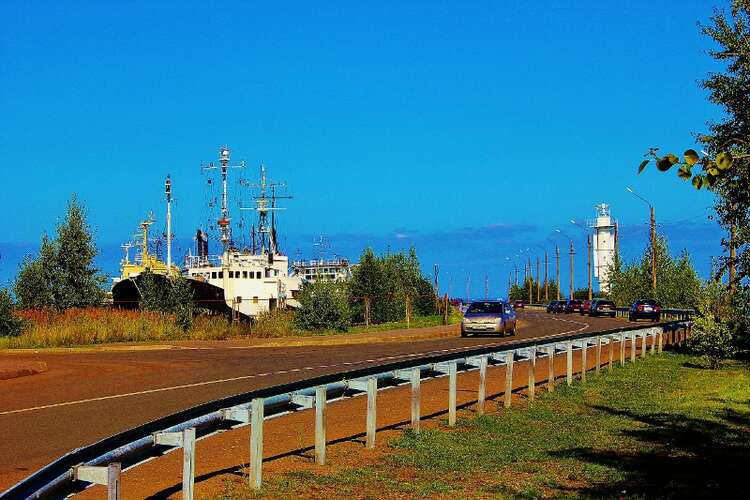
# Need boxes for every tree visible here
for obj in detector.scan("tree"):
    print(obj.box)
[14,196,105,310]
[606,234,701,308]
[637,1,750,286]
[349,247,436,324]
[14,235,56,309]
[139,270,195,331]
[54,196,106,308]
[295,280,351,331]
[0,289,24,337]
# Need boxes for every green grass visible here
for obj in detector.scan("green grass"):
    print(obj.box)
[219,352,750,498]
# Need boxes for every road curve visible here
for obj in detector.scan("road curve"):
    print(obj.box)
[0,311,630,490]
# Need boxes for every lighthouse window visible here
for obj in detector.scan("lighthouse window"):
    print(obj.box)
[218,272,223,279]
[211,272,217,279]
[253,296,258,304]
[228,271,234,279]
[256,271,262,279]
[242,271,248,279]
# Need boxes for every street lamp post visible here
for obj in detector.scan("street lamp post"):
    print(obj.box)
[626,187,657,294]
[555,229,574,299]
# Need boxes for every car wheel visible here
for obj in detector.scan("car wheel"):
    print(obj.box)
[460,329,468,337]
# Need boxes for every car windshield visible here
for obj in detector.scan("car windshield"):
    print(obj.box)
[638,300,657,305]
[467,302,505,314]
[596,300,615,306]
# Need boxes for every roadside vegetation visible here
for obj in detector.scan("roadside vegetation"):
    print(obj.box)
[0,196,450,348]
[219,352,750,499]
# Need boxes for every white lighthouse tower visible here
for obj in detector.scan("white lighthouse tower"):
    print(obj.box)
[590,203,616,292]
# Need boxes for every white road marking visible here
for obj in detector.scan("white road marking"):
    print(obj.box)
[0,314,593,416]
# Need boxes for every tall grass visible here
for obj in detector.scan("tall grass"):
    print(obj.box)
[1,308,249,349]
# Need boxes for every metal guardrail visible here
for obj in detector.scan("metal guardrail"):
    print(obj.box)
[525,303,694,321]
[1,319,692,499]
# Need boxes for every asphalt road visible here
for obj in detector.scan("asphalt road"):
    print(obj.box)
[0,311,631,490]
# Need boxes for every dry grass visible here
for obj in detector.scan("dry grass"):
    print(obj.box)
[1,308,250,349]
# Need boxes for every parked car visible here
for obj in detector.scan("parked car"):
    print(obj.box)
[590,299,616,317]
[546,300,559,313]
[580,300,592,315]
[461,300,517,337]
[564,299,583,314]
[512,300,525,309]
[628,299,661,322]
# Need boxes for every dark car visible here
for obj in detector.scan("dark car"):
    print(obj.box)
[461,300,517,337]
[629,299,661,322]
[513,300,525,310]
[564,299,583,314]
[580,300,592,315]
[546,300,559,313]
[590,299,616,317]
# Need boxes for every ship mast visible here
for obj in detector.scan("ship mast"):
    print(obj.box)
[201,146,244,252]
[242,164,292,255]
[165,175,172,270]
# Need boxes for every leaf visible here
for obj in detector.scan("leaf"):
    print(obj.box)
[656,156,675,171]
[707,166,719,176]
[706,173,719,187]
[683,149,699,166]
[677,165,693,180]
[692,175,704,189]
[716,151,733,171]
[637,159,650,174]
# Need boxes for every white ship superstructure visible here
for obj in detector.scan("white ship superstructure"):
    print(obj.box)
[184,146,301,317]
[292,258,352,283]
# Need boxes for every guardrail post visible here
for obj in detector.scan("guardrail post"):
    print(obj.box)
[411,368,421,432]
[153,428,196,499]
[566,341,573,385]
[595,337,601,375]
[658,329,664,353]
[448,362,457,426]
[366,378,377,449]
[608,336,614,372]
[74,463,121,500]
[620,333,626,365]
[250,398,264,490]
[315,386,327,465]
[183,428,196,500]
[477,356,488,415]
[547,347,555,392]
[631,332,637,363]
[504,351,514,408]
[528,348,536,400]
[581,340,587,383]
[649,331,656,354]
[641,332,647,357]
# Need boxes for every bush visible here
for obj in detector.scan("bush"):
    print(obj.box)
[689,315,735,368]
[0,289,24,337]
[252,308,295,337]
[295,280,351,331]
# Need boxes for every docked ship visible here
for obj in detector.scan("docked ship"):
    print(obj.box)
[183,146,302,317]
[111,177,182,308]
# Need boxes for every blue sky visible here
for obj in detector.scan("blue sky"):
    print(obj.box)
[0,0,730,296]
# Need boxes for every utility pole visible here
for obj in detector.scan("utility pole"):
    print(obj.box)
[515,265,519,287]
[650,205,656,294]
[544,251,549,302]
[484,273,489,299]
[536,255,540,303]
[527,256,532,304]
[627,188,656,295]
[466,275,470,304]
[569,241,574,299]
[587,235,592,300]
[508,272,512,299]
[555,245,560,301]
[729,225,736,293]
